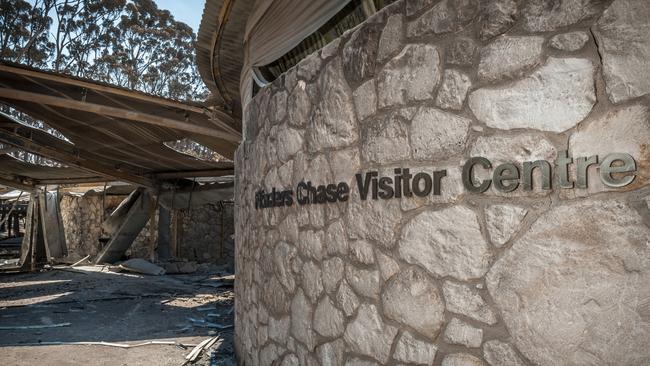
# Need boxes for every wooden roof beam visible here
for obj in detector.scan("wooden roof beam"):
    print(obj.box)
[0,175,35,191]
[153,168,234,179]
[0,128,155,187]
[0,88,241,141]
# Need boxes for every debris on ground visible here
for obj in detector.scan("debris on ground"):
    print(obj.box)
[116,258,166,275]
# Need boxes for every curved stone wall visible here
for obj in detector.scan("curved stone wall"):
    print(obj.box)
[234,0,650,365]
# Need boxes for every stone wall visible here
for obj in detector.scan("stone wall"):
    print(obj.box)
[61,193,235,264]
[234,0,650,365]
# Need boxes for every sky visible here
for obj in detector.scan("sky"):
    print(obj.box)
[155,0,204,32]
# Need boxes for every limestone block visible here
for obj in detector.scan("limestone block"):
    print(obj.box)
[446,37,476,66]
[406,0,437,16]
[260,343,283,366]
[378,14,403,63]
[346,264,381,299]
[290,289,315,350]
[435,69,471,110]
[329,148,361,185]
[592,0,650,103]
[444,318,483,348]
[381,266,445,338]
[322,257,344,294]
[469,57,595,132]
[442,353,487,366]
[336,280,360,316]
[308,59,358,152]
[321,38,341,60]
[297,52,322,82]
[375,250,400,281]
[317,339,345,366]
[269,90,287,124]
[550,31,590,51]
[299,230,325,261]
[346,187,402,249]
[484,205,528,247]
[280,353,299,366]
[274,241,297,292]
[478,0,518,41]
[302,260,323,303]
[268,316,290,344]
[568,103,650,195]
[393,330,437,365]
[353,79,377,121]
[482,340,525,366]
[407,0,479,37]
[443,281,498,325]
[287,80,311,127]
[477,36,545,82]
[326,220,349,256]
[262,275,290,314]
[399,206,492,281]
[350,240,375,265]
[344,304,398,363]
[399,165,465,210]
[345,358,379,366]
[523,0,605,32]
[343,25,380,83]
[486,199,650,365]
[377,44,441,108]
[313,296,345,338]
[411,108,471,161]
[362,111,411,164]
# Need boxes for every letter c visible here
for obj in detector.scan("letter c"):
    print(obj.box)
[462,157,492,193]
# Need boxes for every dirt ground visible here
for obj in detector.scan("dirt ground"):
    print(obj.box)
[0,265,235,366]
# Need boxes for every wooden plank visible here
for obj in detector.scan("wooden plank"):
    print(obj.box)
[154,169,234,179]
[0,176,35,191]
[95,188,153,264]
[0,87,241,141]
[0,127,155,187]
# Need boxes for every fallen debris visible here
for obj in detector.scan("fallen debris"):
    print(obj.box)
[185,336,219,363]
[0,322,71,330]
[187,317,234,330]
[117,258,166,276]
[70,255,91,267]
[163,261,198,274]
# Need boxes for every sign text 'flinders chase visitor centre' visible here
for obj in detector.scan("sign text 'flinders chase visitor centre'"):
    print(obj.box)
[255,151,638,209]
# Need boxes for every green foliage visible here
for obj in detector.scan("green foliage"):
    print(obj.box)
[0,0,207,102]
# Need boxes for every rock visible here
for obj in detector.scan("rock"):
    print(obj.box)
[297,53,322,81]
[276,127,304,163]
[350,240,375,264]
[287,80,311,127]
[299,230,325,261]
[479,0,518,40]
[343,25,380,83]
[484,205,528,247]
[381,266,445,338]
[344,304,398,363]
[321,38,341,59]
[325,220,348,256]
[278,160,294,188]
[308,59,358,152]
[313,296,345,338]
[329,148,360,185]
[362,111,411,163]
[336,280,360,316]
[407,0,479,37]
[274,241,297,292]
[290,289,315,350]
[302,260,323,303]
[410,107,471,161]
[406,0,437,16]
[550,31,590,51]
[523,0,605,32]
[344,358,379,366]
[446,37,476,66]
[353,79,377,121]
[442,353,487,366]
[399,165,466,210]
[376,250,400,281]
[486,199,650,365]
[317,339,345,366]
[322,257,344,294]
[444,318,483,348]
[346,264,381,299]
[443,281,498,325]
[593,0,650,102]
[260,343,283,366]
[377,44,441,108]
[378,14,403,62]
[435,69,471,110]
[262,275,290,314]
[399,206,492,281]
[471,134,557,163]
[469,57,596,132]
[477,36,545,82]
[393,330,438,365]
[568,103,650,195]
[346,186,402,249]
[268,316,290,344]
[280,353,299,366]
[269,90,287,124]
[482,340,525,366]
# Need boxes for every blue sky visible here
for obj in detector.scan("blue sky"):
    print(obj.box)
[155,0,205,32]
